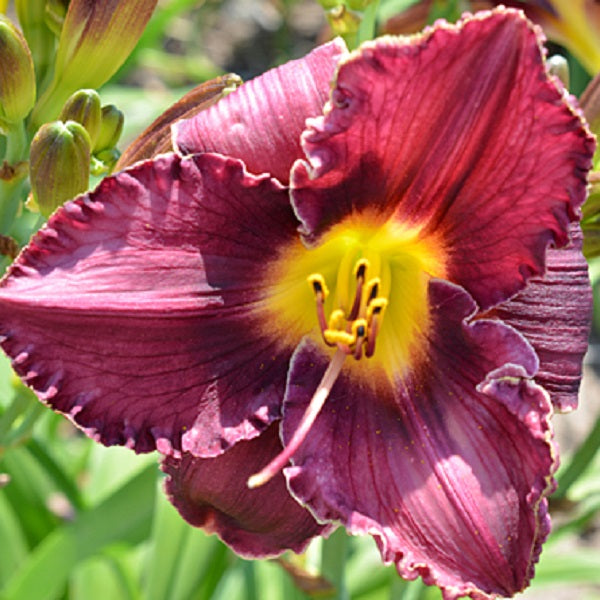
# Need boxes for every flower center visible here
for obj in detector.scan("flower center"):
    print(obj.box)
[249,217,446,488]
[308,255,388,360]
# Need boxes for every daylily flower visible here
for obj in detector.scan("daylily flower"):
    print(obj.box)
[0,8,594,600]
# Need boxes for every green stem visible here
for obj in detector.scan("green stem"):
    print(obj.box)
[357,0,380,46]
[0,392,30,446]
[0,120,29,234]
[554,414,600,500]
[28,77,68,133]
[4,120,28,164]
[320,527,349,600]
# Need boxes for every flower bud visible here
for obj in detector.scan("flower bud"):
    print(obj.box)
[94,104,124,153]
[90,148,121,176]
[346,0,375,11]
[29,120,91,217]
[0,15,36,125]
[327,5,361,36]
[59,89,102,148]
[44,0,70,37]
[15,0,56,87]
[31,0,158,127]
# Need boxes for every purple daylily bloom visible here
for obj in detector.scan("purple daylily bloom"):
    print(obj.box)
[0,8,595,600]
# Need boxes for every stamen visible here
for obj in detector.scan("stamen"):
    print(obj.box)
[308,274,329,299]
[308,274,334,346]
[328,309,346,331]
[247,348,346,489]
[365,278,380,305]
[324,329,355,347]
[365,299,387,358]
[348,259,369,321]
[352,319,367,360]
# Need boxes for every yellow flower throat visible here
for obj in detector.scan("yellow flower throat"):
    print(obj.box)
[248,216,446,489]
[267,216,446,375]
[308,256,388,360]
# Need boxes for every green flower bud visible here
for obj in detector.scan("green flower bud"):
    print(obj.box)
[91,148,121,176]
[0,15,36,126]
[316,0,339,10]
[29,120,91,217]
[327,5,361,36]
[15,0,56,88]
[31,0,158,127]
[94,104,124,153]
[44,0,70,37]
[346,0,375,12]
[59,89,102,147]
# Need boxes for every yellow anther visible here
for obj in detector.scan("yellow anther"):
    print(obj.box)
[324,329,356,346]
[354,258,370,278]
[328,309,346,331]
[307,273,329,299]
[351,318,368,339]
[365,277,381,302]
[367,297,388,321]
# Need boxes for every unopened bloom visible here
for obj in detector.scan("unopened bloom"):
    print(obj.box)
[28,120,90,217]
[0,14,35,127]
[30,0,158,127]
[0,8,594,600]
[59,89,102,148]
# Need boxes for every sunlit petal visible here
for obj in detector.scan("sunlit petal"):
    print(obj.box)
[174,39,348,183]
[0,153,299,455]
[284,281,555,599]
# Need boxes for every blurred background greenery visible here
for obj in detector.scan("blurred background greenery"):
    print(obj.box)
[1,1,600,599]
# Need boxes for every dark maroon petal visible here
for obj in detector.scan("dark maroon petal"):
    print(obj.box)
[283,280,555,599]
[174,40,347,184]
[163,422,329,557]
[291,9,594,310]
[0,153,299,456]
[493,225,592,412]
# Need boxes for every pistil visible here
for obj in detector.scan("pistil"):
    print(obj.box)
[247,257,389,489]
[247,348,346,489]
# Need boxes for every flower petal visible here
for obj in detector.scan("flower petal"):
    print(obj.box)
[173,39,348,184]
[493,225,592,412]
[116,74,242,169]
[283,280,555,599]
[0,153,299,456]
[291,8,594,309]
[163,422,329,557]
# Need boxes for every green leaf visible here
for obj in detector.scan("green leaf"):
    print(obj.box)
[71,554,136,600]
[554,414,600,501]
[26,437,84,511]
[1,463,157,600]
[0,446,62,544]
[0,490,28,585]
[533,547,600,585]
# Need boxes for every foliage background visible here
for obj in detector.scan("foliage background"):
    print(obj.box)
[0,1,599,599]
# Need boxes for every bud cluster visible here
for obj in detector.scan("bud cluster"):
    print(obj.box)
[0,0,157,224]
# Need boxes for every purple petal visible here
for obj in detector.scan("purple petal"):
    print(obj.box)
[0,153,300,456]
[283,280,555,599]
[163,422,329,557]
[492,225,592,412]
[291,9,594,310]
[174,40,348,184]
